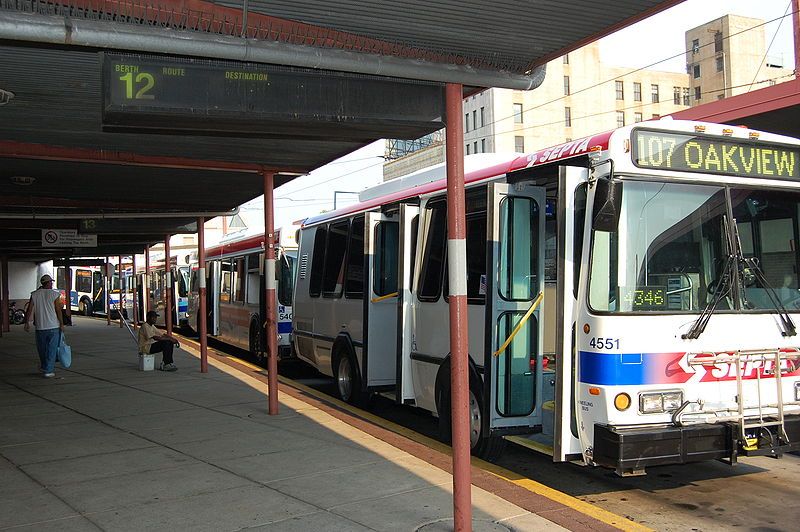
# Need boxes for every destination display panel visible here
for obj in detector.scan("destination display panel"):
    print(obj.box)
[632,129,800,180]
[101,53,445,139]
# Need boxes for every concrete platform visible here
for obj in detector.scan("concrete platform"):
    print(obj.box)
[0,317,605,531]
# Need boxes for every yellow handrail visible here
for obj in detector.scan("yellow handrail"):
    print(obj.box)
[493,291,544,357]
[371,292,399,303]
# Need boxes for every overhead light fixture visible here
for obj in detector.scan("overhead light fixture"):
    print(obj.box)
[10,176,36,186]
[0,89,14,106]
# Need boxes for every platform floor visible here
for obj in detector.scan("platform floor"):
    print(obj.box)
[0,317,602,531]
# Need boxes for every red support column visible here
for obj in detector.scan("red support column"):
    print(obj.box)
[198,217,209,373]
[106,256,111,326]
[118,257,123,328]
[264,171,279,415]
[132,254,138,329]
[164,236,173,336]
[445,82,472,532]
[1,257,9,333]
[144,246,150,317]
[64,257,72,325]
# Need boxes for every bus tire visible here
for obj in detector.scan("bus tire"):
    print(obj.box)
[333,345,365,406]
[249,320,264,364]
[79,298,93,316]
[435,361,505,462]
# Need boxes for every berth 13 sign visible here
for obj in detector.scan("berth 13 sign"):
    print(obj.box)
[100,53,445,140]
[632,129,799,180]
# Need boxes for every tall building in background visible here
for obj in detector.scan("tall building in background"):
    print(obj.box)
[384,13,794,181]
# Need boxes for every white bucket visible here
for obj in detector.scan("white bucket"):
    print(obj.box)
[138,353,155,372]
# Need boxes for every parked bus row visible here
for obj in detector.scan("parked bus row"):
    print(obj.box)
[289,119,800,475]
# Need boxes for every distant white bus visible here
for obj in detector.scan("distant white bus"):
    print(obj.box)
[293,120,800,472]
[139,255,191,328]
[55,265,105,316]
[188,226,298,361]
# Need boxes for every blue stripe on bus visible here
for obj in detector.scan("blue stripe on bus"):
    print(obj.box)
[278,322,292,334]
[579,350,689,385]
[178,303,188,312]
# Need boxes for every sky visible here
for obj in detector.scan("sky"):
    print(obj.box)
[242,0,797,230]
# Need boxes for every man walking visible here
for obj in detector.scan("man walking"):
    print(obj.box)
[138,310,179,371]
[25,274,64,378]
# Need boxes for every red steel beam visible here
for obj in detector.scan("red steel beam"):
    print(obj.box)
[118,257,123,328]
[445,82,471,531]
[198,217,208,373]
[106,256,111,326]
[144,246,150,319]
[1,257,9,333]
[164,236,173,335]
[132,253,138,329]
[64,257,72,324]
[264,171,279,415]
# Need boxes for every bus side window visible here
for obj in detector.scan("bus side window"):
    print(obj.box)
[76,269,92,293]
[56,267,65,289]
[233,258,246,303]
[374,221,399,296]
[220,260,232,303]
[418,201,446,302]
[573,184,588,298]
[345,215,365,298]
[309,226,328,298]
[322,220,349,298]
[246,253,260,304]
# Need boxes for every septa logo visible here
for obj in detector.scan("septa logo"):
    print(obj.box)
[688,350,800,382]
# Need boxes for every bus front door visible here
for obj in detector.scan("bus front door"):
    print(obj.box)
[364,212,399,389]
[396,203,419,404]
[484,182,546,435]
[93,270,105,314]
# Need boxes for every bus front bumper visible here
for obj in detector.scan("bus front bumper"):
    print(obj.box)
[593,415,800,475]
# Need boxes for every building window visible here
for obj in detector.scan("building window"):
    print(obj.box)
[481,138,486,152]
[473,141,478,153]
[465,113,469,132]
[673,86,681,104]
[616,111,625,128]
[480,107,485,127]
[717,94,724,100]
[714,32,723,53]
[695,86,702,101]
[466,144,470,155]
[651,84,659,103]
[716,56,724,72]
[472,110,477,130]
[633,82,641,102]
[513,103,523,124]
[693,64,700,78]
[682,87,690,106]
[692,38,700,54]
[615,80,624,100]
[652,114,660,119]
[514,136,524,152]
[634,112,643,123]
[564,107,571,127]
[563,54,569,64]
[564,75,570,95]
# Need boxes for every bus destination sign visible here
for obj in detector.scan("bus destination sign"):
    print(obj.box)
[632,129,800,180]
[101,53,445,139]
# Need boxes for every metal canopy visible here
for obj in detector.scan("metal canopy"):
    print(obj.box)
[0,0,684,262]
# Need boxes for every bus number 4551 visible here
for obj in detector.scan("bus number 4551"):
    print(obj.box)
[589,337,620,350]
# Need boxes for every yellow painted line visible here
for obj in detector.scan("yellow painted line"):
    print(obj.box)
[506,435,554,456]
[175,333,648,532]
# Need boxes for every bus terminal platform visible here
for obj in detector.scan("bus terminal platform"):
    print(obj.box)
[0,318,624,531]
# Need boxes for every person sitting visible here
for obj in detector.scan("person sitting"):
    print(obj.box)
[138,310,179,371]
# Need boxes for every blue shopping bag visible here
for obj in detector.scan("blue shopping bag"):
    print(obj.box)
[57,331,72,369]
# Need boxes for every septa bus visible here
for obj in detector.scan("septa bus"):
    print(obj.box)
[187,226,299,361]
[55,265,106,316]
[139,254,191,329]
[292,119,800,474]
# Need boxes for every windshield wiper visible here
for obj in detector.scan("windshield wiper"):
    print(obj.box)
[740,256,797,337]
[682,253,734,340]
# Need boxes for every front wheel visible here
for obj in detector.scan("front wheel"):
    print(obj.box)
[335,352,366,406]
[11,310,25,325]
[79,299,93,316]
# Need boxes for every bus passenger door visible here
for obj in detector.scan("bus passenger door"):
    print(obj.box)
[365,212,399,388]
[93,270,105,313]
[484,182,545,434]
[396,204,419,404]
[209,261,220,336]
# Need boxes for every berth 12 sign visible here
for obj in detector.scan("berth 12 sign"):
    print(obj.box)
[632,129,800,180]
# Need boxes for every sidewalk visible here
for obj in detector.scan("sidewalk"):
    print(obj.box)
[1,318,585,531]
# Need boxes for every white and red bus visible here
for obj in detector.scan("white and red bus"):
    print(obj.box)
[293,119,800,473]
[187,226,298,361]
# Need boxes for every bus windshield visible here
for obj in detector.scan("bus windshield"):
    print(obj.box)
[589,180,800,313]
[178,267,190,297]
[278,253,296,307]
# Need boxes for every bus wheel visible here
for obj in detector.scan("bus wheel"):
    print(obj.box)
[436,369,505,462]
[79,299,93,316]
[335,351,364,406]
[249,321,264,364]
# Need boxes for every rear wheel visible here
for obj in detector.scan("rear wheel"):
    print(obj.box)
[79,298,93,316]
[335,350,366,406]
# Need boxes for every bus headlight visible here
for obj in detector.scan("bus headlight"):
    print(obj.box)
[639,391,683,414]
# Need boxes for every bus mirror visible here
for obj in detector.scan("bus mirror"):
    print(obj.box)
[592,178,623,232]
